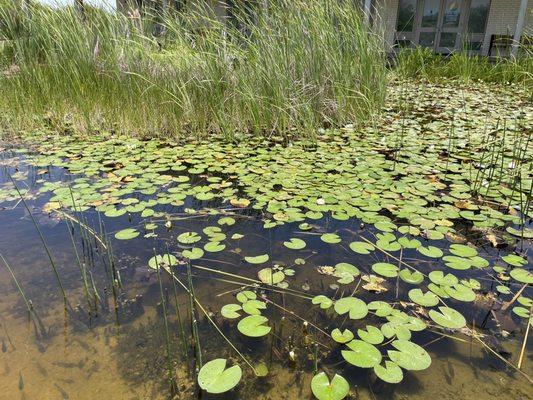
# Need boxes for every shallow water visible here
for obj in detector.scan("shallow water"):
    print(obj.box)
[0,148,531,400]
[0,82,532,400]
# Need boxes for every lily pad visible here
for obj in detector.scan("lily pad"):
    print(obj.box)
[334,297,368,320]
[148,253,178,270]
[371,262,399,278]
[374,361,403,384]
[114,228,139,240]
[429,306,466,329]
[221,304,242,319]
[245,254,269,264]
[258,268,285,284]
[283,238,306,250]
[349,241,375,254]
[341,340,382,368]
[311,372,349,400]
[237,315,271,337]
[387,340,431,371]
[408,289,439,307]
[182,247,204,259]
[331,328,354,344]
[197,358,242,394]
[357,325,384,345]
[312,295,333,310]
[321,233,341,244]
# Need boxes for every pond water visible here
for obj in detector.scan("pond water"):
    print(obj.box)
[0,82,531,400]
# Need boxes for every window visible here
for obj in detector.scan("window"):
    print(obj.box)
[468,0,490,34]
[421,0,441,28]
[396,0,417,32]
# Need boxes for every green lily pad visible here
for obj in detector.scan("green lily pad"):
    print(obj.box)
[321,233,341,244]
[236,290,256,303]
[349,241,375,254]
[357,325,384,345]
[334,297,368,320]
[258,268,285,284]
[177,231,201,244]
[371,262,399,278]
[283,238,306,250]
[331,328,354,344]
[509,268,533,284]
[311,372,349,400]
[429,306,466,329]
[387,340,431,371]
[449,244,477,257]
[204,241,226,252]
[242,299,267,315]
[418,246,443,258]
[312,295,333,310]
[408,289,439,307]
[114,228,139,240]
[341,340,382,368]
[182,247,204,259]
[399,269,424,285]
[245,254,269,264]
[197,358,242,394]
[374,361,403,383]
[502,254,527,267]
[148,253,178,270]
[428,270,458,286]
[237,315,271,337]
[221,304,242,319]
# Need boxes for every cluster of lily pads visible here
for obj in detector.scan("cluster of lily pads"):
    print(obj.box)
[0,82,531,398]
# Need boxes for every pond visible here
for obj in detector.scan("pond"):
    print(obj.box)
[0,81,531,400]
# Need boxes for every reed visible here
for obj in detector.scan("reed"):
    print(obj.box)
[0,0,386,140]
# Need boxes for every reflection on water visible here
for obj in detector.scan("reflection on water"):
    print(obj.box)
[0,149,531,400]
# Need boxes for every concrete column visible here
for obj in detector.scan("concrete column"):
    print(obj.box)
[511,0,528,57]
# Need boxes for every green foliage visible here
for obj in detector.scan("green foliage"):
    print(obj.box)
[0,0,386,139]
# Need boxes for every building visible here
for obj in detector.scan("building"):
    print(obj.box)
[375,0,532,56]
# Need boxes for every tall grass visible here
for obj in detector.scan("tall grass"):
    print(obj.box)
[0,0,387,140]
[394,47,533,87]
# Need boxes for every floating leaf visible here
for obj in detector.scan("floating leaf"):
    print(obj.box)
[371,262,399,278]
[114,228,139,240]
[311,372,349,400]
[428,270,458,286]
[509,268,533,284]
[321,233,341,244]
[449,244,477,257]
[417,246,443,258]
[312,295,333,310]
[204,241,226,252]
[334,297,368,320]
[245,254,269,264]
[331,328,354,344]
[349,241,375,254]
[242,299,267,315]
[182,247,204,259]
[218,217,236,226]
[368,301,393,317]
[221,304,242,319]
[374,361,403,384]
[502,254,527,267]
[258,268,285,284]
[283,238,306,250]
[429,306,466,329]
[177,231,201,244]
[341,340,382,368]
[357,325,384,345]
[148,253,177,270]
[387,340,431,371]
[197,359,242,394]
[408,289,439,307]
[237,315,271,337]
[399,269,424,285]
[236,290,256,303]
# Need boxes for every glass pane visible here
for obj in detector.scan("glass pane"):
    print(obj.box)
[467,40,483,51]
[439,32,457,48]
[442,0,461,27]
[468,0,490,34]
[396,0,417,32]
[419,32,437,47]
[422,0,441,27]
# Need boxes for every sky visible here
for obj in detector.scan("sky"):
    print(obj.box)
[37,0,116,11]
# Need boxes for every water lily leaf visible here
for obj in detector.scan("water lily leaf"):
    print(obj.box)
[357,325,384,345]
[321,233,341,244]
[237,315,271,337]
[334,263,360,284]
[182,247,204,259]
[349,241,375,254]
[114,228,139,240]
[429,306,466,329]
[334,297,368,320]
[177,231,201,244]
[449,244,477,257]
[312,295,333,310]
[428,270,458,286]
[368,301,393,317]
[245,254,269,264]
[408,289,439,307]
[387,340,431,371]
[148,253,177,270]
[399,269,424,285]
[512,306,530,318]
[204,241,226,252]
[104,208,126,218]
[381,322,411,340]
[221,304,242,319]
[231,233,244,240]
[198,358,242,394]
[509,268,533,284]
[398,237,421,249]
[258,268,285,284]
[444,284,476,302]
[236,290,256,303]
[371,262,399,278]
[242,299,267,315]
[331,328,354,344]
[506,226,533,239]
[374,361,403,383]
[311,372,349,400]
[283,238,306,250]
[341,340,382,368]
[502,254,527,267]
[417,246,443,258]
[218,216,236,226]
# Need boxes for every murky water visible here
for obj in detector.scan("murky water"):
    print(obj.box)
[0,144,531,400]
